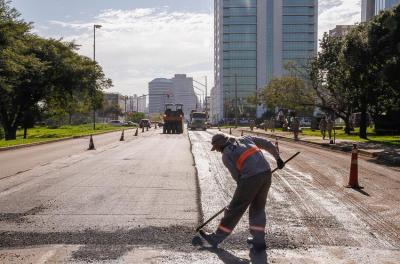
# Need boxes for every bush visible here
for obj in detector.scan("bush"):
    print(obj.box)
[0,126,4,140]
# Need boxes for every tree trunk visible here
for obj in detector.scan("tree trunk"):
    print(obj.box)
[4,125,17,140]
[344,115,351,135]
[23,127,28,139]
[359,99,368,139]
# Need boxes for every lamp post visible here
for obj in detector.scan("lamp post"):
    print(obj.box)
[92,24,102,130]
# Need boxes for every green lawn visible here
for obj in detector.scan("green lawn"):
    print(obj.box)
[0,124,127,148]
[301,127,400,146]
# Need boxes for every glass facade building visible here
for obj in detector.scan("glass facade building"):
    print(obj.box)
[362,0,400,21]
[213,0,318,121]
[375,0,400,15]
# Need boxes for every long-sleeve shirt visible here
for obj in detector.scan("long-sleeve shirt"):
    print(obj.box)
[222,136,280,182]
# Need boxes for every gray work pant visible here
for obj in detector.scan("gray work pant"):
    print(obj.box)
[215,171,272,243]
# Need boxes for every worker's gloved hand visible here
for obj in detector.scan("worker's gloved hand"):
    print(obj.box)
[277,158,285,170]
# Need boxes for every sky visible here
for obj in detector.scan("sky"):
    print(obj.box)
[11,0,361,97]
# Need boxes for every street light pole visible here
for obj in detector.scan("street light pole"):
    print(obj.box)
[93,24,102,130]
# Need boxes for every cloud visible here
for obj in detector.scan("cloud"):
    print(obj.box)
[45,8,213,96]
[318,0,361,41]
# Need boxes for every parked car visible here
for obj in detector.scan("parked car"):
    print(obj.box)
[139,119,151,128]
[109,120,125,126]
[125,121,138,127]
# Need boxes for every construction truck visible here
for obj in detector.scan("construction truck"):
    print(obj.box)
[189,111,207,131]
[163,104,184,134]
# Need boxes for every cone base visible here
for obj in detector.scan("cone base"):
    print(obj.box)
[345,185,364,189]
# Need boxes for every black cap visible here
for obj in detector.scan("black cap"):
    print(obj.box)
[211,133,229,151]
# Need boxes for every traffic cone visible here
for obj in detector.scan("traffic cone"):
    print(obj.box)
[134,128,138,136]
[88,135,95,150]
[346,144,363,189]
[275,138,279,153]
[229,127,232,135]
[120,130,125,141]
[241,130,244,136]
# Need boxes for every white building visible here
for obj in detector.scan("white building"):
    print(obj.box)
[362,0,400,21]
[148,78,174,114]
[214,0,318,121]
[148,75,199,119]
[172,74,198,119]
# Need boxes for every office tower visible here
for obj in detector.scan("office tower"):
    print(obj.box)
[213,0,318,121]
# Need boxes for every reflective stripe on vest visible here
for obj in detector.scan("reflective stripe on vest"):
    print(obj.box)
[236,147,260,171]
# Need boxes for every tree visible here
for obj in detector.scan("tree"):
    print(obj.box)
[263,75,315,115]
[0,1,112,140]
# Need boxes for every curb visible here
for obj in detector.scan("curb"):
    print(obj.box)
[0,128,135,152]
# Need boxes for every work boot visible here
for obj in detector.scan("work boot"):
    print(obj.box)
[199,230,223,248]
[246,237,267,252]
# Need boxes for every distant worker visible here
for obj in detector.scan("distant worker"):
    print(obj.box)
[292,117,300,140]
[319,117,327,140]
[326,116,334,140]
[199,134,285,252]
[270,117,275,133]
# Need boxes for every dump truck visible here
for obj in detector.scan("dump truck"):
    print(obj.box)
[163,103,184,134]
[189,111,207,131]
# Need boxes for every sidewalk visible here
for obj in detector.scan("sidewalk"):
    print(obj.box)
[236,127,400,166]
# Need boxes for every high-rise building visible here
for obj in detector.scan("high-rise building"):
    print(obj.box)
[172,74,198,118]
[362,0,400,21]
[148,75,199,118]
[213,0,318,121]
[148,78,174,114]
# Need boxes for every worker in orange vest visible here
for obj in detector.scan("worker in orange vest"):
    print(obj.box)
[199,133,284,252]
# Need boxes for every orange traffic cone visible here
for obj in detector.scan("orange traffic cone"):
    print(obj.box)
[241,130,244,136]
[346,144,363,189]
[229,127,232,135]
[88,135,95,150]
[275,138,279,153]
[134,128,138,136]
[120,130,125,141]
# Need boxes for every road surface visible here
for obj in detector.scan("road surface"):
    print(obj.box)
[0,128,399,263]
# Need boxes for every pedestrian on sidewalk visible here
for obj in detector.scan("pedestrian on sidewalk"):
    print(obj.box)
[292,117,300,141]
[326,116,334,140]
[319,116,327,140]
[199,133,285,252]
[270,117,275,133]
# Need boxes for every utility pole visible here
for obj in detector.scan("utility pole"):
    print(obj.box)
[93,24,102,130]
[205,76,208,115]
[235,74,238,128]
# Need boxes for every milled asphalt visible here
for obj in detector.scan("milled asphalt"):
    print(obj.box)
[1,128,399,263]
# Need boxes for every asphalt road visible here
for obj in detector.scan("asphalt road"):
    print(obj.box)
[0,128,399,263]
[190,129,400,263]
[0,129,138,180]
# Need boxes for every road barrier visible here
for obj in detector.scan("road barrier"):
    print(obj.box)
[88,135,95,150]
[275,138,279,153]
[346,144,363,189]
[134,128,138,136]
[120,130,125,141]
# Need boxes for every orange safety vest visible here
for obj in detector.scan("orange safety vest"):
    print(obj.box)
[235,147,261,171]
